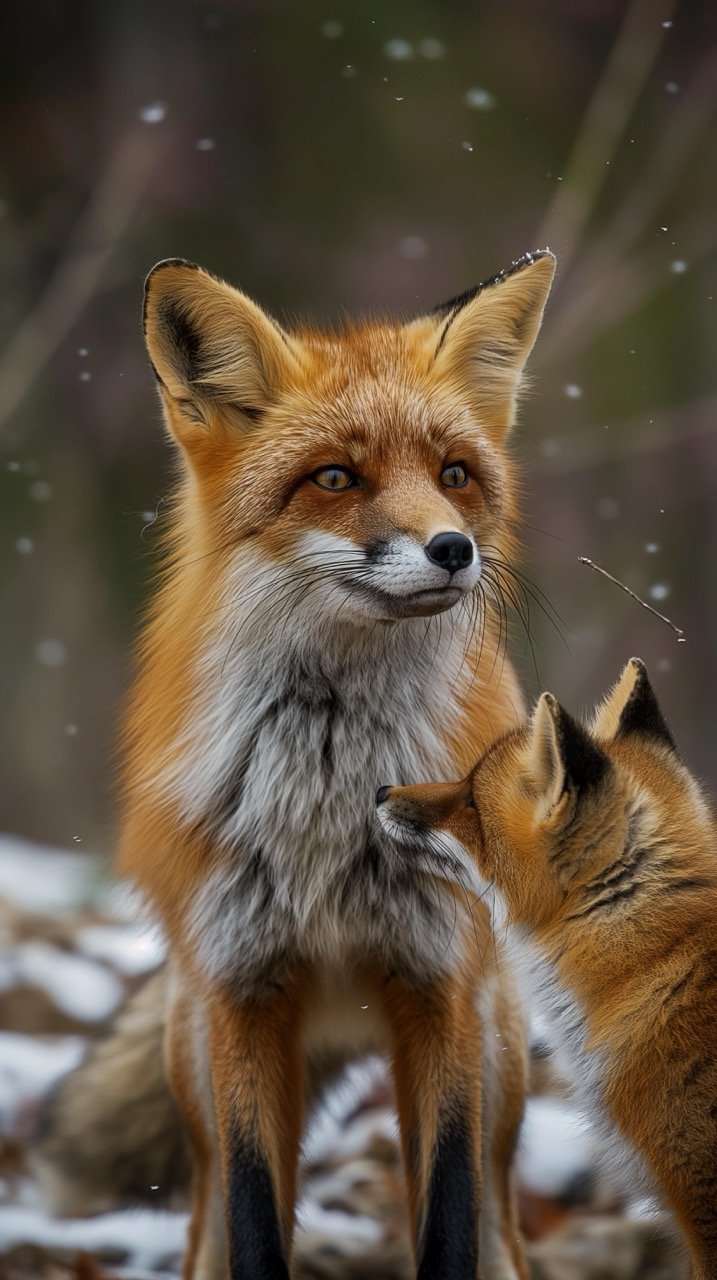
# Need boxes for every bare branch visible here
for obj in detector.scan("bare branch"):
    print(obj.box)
[538,53,717,366]
[0,130,162,435]
[579,557,685,639]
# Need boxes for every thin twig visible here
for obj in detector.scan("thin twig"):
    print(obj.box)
[538,0,677,276]
[579,557,685,639]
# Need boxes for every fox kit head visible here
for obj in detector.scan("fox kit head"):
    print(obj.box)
[143,252,554,636]
[377,658,712,927]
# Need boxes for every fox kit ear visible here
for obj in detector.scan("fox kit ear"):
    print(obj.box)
[592,657,676,750]
[530,693,610,822]
[428,250,555,440]
[143,259,302,449]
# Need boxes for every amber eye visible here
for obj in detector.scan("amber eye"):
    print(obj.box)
[440,462,468,488]
[311,466,357,492]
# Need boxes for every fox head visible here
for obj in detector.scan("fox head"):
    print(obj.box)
[143,252,554,633]
[377,658,712,927]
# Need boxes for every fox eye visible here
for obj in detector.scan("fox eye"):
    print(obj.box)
[465,792,476,809]
[311,466,357,492]
[441,462,468,488]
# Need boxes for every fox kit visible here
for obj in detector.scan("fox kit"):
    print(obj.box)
[39,250,554,1279]
[378,658,717,1278]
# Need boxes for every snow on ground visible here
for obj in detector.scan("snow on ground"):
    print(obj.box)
[5,940,124,1022]
[0,1033,84,1136]
[518,1096,596,1198]
[0,835,102,915]
[75,922,165,977]
[0,833,686,1278]
[0,1203,186,1272]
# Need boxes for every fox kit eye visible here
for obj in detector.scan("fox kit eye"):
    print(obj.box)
[311,465,357,492]
[440,462,468,488]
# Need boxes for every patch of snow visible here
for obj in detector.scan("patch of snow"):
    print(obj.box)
[0,1204,187,1270]
[0,836,100,914]
[76,923,166,976]
[296,1199,383,1246]
[13,942,124,1022]
[0,1033,84,1133]
[518,1096,594,1196]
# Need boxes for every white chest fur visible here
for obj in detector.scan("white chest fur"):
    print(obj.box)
[510,932,653,1196]
[154,606,477,988]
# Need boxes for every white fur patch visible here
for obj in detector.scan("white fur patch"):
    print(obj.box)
[149,536,488,986]
[366,532,482,599]
[508,932,652,1196]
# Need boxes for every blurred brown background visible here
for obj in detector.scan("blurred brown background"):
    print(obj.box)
[1,0,715,853]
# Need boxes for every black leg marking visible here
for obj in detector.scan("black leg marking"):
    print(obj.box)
[418,1109,478,1280]
[227,1134,289,1280]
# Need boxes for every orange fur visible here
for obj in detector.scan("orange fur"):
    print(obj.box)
[117,251,554,1278]
[380,659,717,1278]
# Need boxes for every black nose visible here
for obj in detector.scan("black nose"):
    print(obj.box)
[425,532,474,573]
[376,785,391,805]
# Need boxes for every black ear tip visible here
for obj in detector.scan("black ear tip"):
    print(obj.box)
[618,661,676,751]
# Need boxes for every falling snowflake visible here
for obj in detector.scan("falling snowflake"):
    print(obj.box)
[419,38,445,59]
[383,38,414,60]
[138,101,168,124]
[35,639,67,668]
[464,87,495,110]
[400,236,427,260]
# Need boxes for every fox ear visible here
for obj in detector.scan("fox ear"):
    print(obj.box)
[530,693,610,822]
[592,657,676,750]
[143,259,302,449]
[428,250,555,440]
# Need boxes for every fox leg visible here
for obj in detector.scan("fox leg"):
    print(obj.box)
[206,977,305,1280]
[480,979,529,1280]
[382,972,484,1279]
[166,986,226,1280]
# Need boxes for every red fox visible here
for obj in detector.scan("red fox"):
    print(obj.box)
[378,658,717,1279]
[39,250,555,1279]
